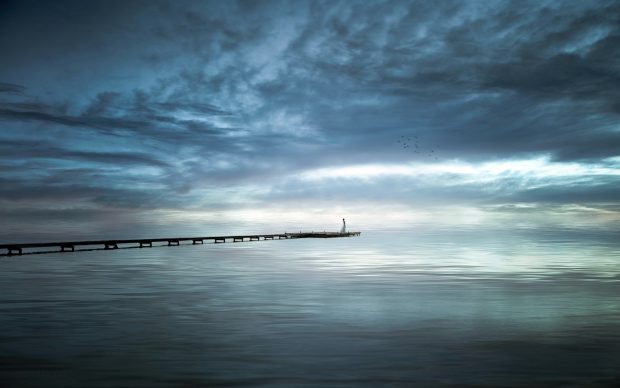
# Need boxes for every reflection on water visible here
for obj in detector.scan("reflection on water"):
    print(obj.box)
[1,226,619,386]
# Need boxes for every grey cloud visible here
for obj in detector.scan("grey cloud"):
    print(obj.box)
[0,104,149,137]
[0,107,88,128]
[0,140,170,168]
[482,45,620,105]
[0,176,180,210]
[155,102,231,116]
[0,90,237,142]
[0,82,25,94]
[83,91,122,116]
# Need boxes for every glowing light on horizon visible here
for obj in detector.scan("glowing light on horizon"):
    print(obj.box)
[297,156,620,182]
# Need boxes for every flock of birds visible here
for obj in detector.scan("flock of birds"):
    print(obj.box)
[397,135,439,160]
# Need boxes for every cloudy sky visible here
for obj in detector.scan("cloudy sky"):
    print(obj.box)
[1,0,619,240]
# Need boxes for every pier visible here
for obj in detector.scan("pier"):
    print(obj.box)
[0,232,361,256]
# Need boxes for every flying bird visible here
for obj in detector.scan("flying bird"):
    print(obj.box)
[397,134,441,160]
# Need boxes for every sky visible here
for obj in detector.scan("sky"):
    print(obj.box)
[1,0,619,240]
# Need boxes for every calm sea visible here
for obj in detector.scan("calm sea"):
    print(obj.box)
[1,226,619,386]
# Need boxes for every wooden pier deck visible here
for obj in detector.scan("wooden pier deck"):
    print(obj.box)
[0,232,361,256]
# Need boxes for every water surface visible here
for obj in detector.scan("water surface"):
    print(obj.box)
[1,226,619,386]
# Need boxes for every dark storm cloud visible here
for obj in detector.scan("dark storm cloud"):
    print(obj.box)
[0,106,147,134]
[0,0,619,233]
[0,82,25,94]
[0,174,191,210]
[282,0,620,162]
[0,139,170,167]
[0,93,232,137]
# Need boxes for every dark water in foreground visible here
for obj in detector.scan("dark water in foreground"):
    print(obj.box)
[1,227,620,387]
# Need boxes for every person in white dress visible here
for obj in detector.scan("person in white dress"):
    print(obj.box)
[340,218,346,234]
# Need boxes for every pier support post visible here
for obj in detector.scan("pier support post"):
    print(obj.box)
[233,237,243,242]
[139,241,152,248]
[7,247,22,256]
[104,242,118,249]
[168,240,180,246]
[60,244,74,252]
[192,239,203,245]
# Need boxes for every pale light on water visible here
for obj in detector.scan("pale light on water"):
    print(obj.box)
[1,226,619,386]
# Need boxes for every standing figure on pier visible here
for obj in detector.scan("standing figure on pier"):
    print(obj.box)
[340,218,346,234]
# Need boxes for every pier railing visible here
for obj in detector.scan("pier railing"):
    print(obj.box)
[1,231,361,256]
